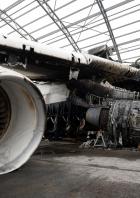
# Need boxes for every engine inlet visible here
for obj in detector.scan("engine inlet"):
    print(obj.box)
[0,86,11,138]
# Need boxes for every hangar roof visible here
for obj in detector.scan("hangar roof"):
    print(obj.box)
[0,0,140,63]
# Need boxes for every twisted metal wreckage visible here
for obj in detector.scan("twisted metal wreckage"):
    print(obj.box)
[0,35,140,174]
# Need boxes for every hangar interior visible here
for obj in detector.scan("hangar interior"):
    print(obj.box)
[1,0,140,197]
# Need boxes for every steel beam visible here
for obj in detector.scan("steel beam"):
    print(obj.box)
[96,0,122,62]
[48,4,140,46]
[36,0,133,41]
[35,0,80,52]
[0,9,37,41]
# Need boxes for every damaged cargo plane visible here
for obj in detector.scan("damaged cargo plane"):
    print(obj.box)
[0,35,140,174]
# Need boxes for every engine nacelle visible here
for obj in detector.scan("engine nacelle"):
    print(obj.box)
[0,66,46,174]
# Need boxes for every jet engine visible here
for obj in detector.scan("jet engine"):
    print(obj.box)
[0,66,46,174]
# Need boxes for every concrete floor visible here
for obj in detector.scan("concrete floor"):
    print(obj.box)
[1,141,140,198]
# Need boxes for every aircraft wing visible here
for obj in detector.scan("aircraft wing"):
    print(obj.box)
[0,35,140,88]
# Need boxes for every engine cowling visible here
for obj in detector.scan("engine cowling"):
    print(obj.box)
[0,66,46,174]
